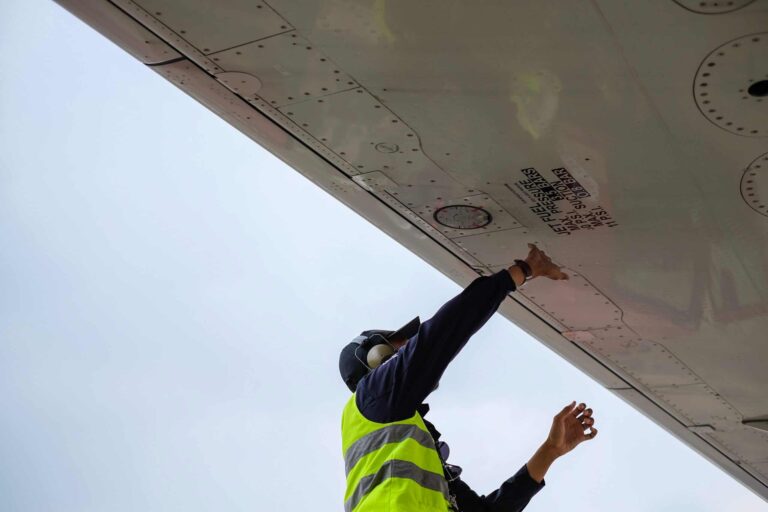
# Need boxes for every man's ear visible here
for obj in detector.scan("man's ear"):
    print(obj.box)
[367,344,395,369]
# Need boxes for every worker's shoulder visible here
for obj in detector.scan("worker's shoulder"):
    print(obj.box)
[355,376,419,424]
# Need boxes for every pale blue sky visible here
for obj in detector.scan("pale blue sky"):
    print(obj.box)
[0,1,765,510]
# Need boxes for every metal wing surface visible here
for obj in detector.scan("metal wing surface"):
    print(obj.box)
[55,0,768,500]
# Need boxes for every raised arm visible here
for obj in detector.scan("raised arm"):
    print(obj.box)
[450,401,599,512]
[357,244,567,422]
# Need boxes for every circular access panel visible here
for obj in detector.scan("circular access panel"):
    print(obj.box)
[740,152,768,216]
[375,142,399,153]
[434,205,492,229]
[693,33,768,137]
[673,0,755,14]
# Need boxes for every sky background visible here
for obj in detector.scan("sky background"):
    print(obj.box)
[0,1,766,511]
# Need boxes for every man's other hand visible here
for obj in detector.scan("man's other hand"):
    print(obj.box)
[545,401,598,458]
[526,401,598,483]
[525,243,569,280]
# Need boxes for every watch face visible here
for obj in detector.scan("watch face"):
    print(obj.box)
[433,205,492,229]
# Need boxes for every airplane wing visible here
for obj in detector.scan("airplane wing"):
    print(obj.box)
[55,0,768,501]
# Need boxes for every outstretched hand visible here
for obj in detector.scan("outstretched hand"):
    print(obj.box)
[526,401,599,483]
[526,243,569,280]
[545,401,598,458]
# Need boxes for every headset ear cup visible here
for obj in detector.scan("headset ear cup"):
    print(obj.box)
[367,344,395,369]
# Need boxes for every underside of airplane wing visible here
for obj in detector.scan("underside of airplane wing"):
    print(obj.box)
[55,0,768,501]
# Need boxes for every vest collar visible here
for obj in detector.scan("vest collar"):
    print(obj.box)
[417,403,442,442]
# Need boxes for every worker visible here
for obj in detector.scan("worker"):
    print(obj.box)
[338,243,598,511]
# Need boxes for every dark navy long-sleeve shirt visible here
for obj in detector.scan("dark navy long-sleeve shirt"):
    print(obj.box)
[355,269,544,512]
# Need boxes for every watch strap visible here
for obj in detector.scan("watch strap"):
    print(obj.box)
[514,259,533,280]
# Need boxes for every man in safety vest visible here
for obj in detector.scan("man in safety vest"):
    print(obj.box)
[338,243,598,511]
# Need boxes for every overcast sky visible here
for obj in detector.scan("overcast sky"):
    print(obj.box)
[0,1,765,511]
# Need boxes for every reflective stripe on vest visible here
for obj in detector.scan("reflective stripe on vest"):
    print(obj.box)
[344,424,436,475]
[341,393,451,512]
[344,459,450,512]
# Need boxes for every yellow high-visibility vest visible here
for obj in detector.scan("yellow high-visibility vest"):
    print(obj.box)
[341,393,452,512]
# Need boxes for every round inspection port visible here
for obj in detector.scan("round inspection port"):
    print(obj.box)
[433,205,492,230]
[693,32,767,136]
[740,152,768,217]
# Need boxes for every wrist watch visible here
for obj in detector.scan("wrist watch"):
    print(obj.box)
[514,259,533,284]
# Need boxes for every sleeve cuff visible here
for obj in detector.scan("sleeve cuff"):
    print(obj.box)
[496,268,517,293]
[520,464,546,491]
